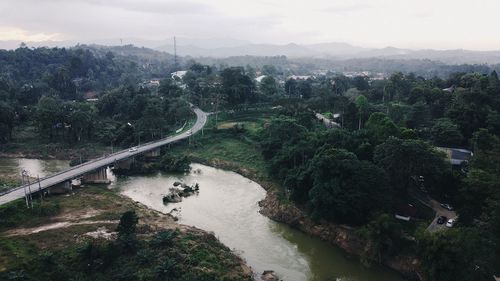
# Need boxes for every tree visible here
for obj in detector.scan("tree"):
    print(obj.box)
[296,80,312,99]
[67,102,97,142]
[359,214,403,265]
[307,148,390,224]
[262,65,278,76]
[418,229,496,281]
[431,118,463,146]
[332,75,350,95]
[36,96,63,140]
[0,102,15,143]
[374,137,450,195]
[284,78,297,96]
[407,101,431,129]
[159,154,191,173]
[487,70,499,96]
[139,99,166,140]
[458,129,500,223]
[365,112,400,144]
[355,95,369,130]
[352,76,370,91]
[447,89,491,139]
[259,76,278,96]
[116,211,139,252]
[220,67,256,107]
[260,117,308,160]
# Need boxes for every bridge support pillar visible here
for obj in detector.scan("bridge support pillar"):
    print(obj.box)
[48,180,72,195]
[145,148,161,158]
[82,167,110,184]
[115,158,134,170]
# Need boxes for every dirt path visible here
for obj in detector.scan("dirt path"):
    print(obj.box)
[4,220,118,237]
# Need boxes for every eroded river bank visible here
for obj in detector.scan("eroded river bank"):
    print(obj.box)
[113,163,404,281]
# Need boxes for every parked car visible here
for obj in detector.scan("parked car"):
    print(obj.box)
[128,147,138,152]
[446,218,455,227]
[437,216,447,224]
[440,203,453,211]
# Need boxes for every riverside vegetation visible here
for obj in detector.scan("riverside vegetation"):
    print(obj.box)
[0,186,252,281]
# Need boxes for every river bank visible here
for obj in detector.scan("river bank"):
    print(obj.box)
[114,162,404,281]
[0,183,253,280]
[185,155,420,280]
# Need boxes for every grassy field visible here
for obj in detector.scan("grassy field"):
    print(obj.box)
[169,109,276,179]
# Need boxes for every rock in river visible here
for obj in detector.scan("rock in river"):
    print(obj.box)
[261,270,281,281]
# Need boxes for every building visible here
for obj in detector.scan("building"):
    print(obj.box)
[84,91,98,102]
[395,203,418,221]
[437,147,473,166]
[255,75,267,83]
[171,70,188,80]
[288,75,313,81]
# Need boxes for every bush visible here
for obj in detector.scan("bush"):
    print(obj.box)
[151,230,177,247]
[159,154,191,173]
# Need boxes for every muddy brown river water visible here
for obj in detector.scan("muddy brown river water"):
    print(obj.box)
[113,163,404,281]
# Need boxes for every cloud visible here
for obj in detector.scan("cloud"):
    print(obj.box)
[82,0,214,15]
[0,27,62,42]
[1,0,500,50]
[322,3,373,15]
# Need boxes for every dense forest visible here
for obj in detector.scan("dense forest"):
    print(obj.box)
[161,58,500,280]
[255,71,500,281]
[0,45,190,148]
[195,55,499,78]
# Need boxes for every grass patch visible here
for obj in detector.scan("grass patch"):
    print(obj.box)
[0,199,61,232]
[168,109,275,179]
[174,135,268,175]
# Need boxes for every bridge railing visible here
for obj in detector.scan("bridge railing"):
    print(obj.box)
[0,108,206,198]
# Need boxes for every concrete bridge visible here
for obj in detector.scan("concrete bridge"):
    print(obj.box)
[0,106,208,206]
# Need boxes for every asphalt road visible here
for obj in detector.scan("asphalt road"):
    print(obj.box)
[409,184,458,232]
[426,199,457,232]
[0,106,208,206]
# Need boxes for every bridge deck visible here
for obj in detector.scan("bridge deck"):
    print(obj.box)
[0,107,207,205]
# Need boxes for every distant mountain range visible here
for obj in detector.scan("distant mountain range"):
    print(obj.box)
[2,37,500,65]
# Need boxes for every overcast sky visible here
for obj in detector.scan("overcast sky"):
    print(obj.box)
[0,0,499,50]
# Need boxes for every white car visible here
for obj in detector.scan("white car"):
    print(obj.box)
[446,218,455,228]
[440,203,454,211]
[128,147,138,152]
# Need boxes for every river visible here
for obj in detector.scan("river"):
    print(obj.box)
[1,158,403,281]
[113,163,404,281]
[0,158,69,180]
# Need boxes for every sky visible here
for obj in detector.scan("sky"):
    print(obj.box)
[0,0,499,50]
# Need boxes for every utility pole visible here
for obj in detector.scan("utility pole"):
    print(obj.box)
[215,90,220,128]
[21,170,32,208]
[21,170,29,208]
[37,175,43,201]
[174,36,178,71]
[27,175,33,208]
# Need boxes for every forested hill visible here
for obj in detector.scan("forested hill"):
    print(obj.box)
[0,45,189,147]
[0,45,177,103]
[196,55,498,78]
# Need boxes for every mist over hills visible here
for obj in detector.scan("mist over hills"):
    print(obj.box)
[3,37,500,65]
